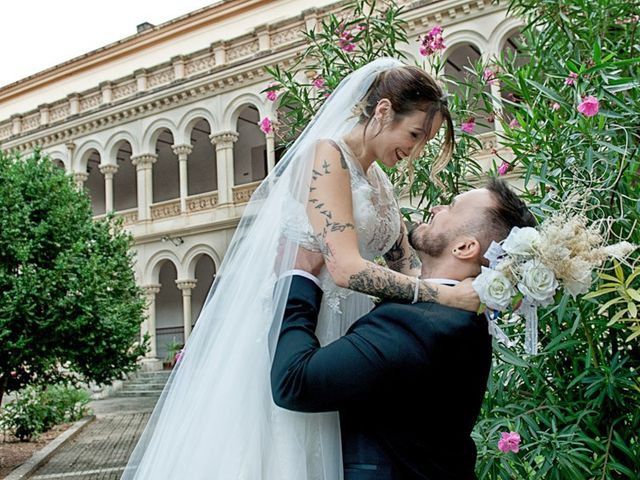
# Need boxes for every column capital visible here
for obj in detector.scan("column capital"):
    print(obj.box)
[142,284,161,295]
[73,172,89,183]
[99,163,119,175]
[210,131,239,145]
[175,279,198,291]
[172,144,193,157]
[131,153,158,167]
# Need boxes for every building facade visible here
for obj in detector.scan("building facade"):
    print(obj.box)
[0,0,522,366]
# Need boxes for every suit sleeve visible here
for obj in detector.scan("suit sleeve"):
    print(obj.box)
[270,275,430,412]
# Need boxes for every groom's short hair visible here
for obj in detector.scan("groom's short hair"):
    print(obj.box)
[478,178,537,259]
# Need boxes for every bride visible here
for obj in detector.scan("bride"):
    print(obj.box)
[123,58,478,479]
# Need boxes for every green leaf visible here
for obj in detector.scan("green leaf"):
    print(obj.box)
[525,79,565,103]
[627,288,640,302]
[614,261,625,282]
[592,39,601,64]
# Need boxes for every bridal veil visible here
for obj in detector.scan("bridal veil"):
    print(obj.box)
[122,57,403,480]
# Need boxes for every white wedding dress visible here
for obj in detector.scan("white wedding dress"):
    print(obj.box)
[122,57,403,480]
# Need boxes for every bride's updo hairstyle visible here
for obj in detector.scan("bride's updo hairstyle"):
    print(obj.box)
[356,65,454,181]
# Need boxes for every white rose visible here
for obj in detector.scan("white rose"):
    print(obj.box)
[472,267,516,311]
[502,227,540,257]
[517,260,558,305]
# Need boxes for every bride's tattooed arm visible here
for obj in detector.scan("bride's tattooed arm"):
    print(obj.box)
[383,217,422,276]
[307,140,443,304]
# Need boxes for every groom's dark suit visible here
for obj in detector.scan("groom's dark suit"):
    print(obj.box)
[271,275,492,480]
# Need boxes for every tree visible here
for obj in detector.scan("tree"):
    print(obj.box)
[0,149,147,406]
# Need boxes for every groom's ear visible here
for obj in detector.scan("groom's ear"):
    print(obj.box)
[451,236,481,261]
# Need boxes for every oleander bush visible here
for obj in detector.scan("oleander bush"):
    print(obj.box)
[267,0,639,477]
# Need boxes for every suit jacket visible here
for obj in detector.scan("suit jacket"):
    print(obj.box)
[271,276,492,480]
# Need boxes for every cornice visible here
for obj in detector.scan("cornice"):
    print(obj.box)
[0,0,506,152]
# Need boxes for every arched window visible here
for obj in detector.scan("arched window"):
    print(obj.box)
[113,140,137,212]
[152,128,179,203]
[234,105,267,185]
[188,119,217,195]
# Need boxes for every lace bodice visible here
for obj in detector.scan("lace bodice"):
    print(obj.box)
[282,138,401,321]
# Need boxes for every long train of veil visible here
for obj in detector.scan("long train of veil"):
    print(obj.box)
[122,57,403,479]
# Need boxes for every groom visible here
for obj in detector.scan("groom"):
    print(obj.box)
[270,178,536,479]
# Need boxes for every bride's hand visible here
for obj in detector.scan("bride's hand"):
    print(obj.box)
[445,278,480,312]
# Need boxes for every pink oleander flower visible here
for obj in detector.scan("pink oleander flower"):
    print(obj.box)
[551,102,561,111]
[483,69,497,85]
[174,348,184,364]
[498,161,510,176]
[461,119,475,134]
[357,24,367,31]
[498,431,521,453]
[509,118,521,129]
[418,25,446,56]
[338,30,356,52]
[577,95,600,117]
[565,72,578,86]
[313,77,326,89]
[10,370,17,378]
[266,90,278,102]
[259,117,273,134]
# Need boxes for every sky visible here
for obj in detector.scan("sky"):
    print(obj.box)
[0,1,219,88]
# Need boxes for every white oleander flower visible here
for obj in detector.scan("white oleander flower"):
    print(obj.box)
[502,227,541,257]
[473,267,516,311]
[518,260,558,305]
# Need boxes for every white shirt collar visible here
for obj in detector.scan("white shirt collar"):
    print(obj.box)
[420,277,460,286]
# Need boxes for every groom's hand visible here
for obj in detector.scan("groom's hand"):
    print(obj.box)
[294,247,325,277]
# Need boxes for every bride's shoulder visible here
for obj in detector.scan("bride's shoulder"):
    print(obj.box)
[314,138,350,168]
[315,138,343,153]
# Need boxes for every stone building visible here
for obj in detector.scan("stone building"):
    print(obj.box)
[0,0,523,367]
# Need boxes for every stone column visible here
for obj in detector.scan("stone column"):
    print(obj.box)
[99,164,118,213]
[131,154,157,221]
[142,284,161,360]
[265,131,276,173]
[65,141,76,175]
[172,144,193,214]
[210,131,239,205]
[490,81,505,148]
[175,279,197,342]
[73,172,89,190]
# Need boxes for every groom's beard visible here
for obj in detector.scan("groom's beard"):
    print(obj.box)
[408,224,449,258]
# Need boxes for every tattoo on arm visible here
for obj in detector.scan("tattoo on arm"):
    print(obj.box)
[348,264,414,301]
[347,263,440,303]
[409,251,422,270]
[383,232,407,272]
[326,140,349,169]
[418,281,440,303]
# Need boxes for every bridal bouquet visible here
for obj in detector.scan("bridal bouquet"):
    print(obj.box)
[472,212,636,354]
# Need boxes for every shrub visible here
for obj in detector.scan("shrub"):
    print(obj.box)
[0,383,90,441]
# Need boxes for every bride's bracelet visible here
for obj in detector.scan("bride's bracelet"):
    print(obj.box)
[412,277,421,304]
